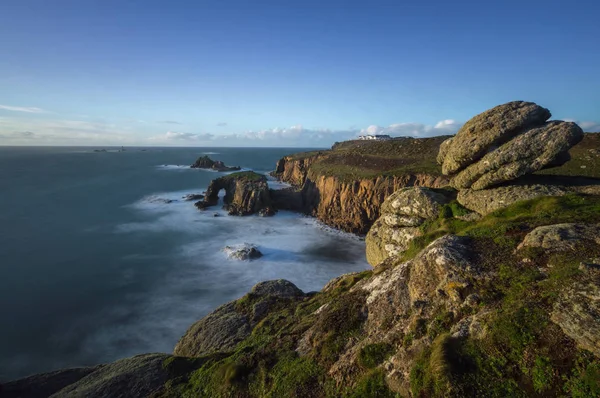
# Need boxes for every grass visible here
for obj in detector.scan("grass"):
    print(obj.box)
[358,343,394,369]
[220,171,266,182]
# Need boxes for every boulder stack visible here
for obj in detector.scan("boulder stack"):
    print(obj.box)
[436,101,584,214]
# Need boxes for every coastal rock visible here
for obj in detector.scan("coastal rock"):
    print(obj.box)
[197,172,272,216]
[408,235,477,309]
[451,121,584,190]
[223,243,263,260]
[1,366,102,398]
[436,137,453,165]
[51,354,170,398]
[441,101,551,175]
[517,223,600,252]
[365,187,449,266]
[457,184,568,215]
[191,155,240,172]
[250,279,305,298]
[174,302,251,357]
[174,280,304,358]
[551,266,600,357]
[182,193,204,201]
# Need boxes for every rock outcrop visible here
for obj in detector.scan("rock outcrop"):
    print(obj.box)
[517,223,600,252]
[191,155,241,172]
[457,184,568,215]
[3,354,171,398]
[551,264,600,358]
[223,243,263,260]
[440,101,552,175]
[365,187,450,265]
[174,280,305,357]
[451,121,584,190]
[195,172,273,216]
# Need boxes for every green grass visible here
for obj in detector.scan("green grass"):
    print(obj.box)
[220,171,266,182]
[358,343,394,369]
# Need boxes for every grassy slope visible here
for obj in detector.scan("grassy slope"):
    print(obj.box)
[287,133,600,182]
[156,194,600,398]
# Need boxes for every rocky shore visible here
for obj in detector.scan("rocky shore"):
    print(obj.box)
[3,101,600,397]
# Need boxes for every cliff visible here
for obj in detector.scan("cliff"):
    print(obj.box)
[6,194,600,397]
[274,137,451,233]
[273,133,600,234]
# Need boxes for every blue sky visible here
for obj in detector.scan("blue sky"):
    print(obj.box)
[1,0,599,146]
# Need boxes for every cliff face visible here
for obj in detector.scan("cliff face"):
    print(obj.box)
[274,152,449,234]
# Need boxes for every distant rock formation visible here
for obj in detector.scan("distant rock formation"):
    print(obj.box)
[190,155,241,172]
[195,171,274,216]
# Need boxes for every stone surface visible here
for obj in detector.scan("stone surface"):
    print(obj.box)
[51,354,170,398]
[436,137,453,165]
[250,279,305,298]
[173,302,251,357]
[551,267,600,357]
[451,121,584,190]
[1,366,102,398]
[517,223,600,252]
[197,172,272,216]
[441,101,551,175]
[457,184,568,215]
[182,193,204,201]
[366,187,449,266]
[223,243,263,260]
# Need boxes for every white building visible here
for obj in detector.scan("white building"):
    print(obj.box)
[357,134,392,141]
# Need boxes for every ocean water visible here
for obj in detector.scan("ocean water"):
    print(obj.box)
[0,146,369,380]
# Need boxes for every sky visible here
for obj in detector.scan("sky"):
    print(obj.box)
[1,0,599,147]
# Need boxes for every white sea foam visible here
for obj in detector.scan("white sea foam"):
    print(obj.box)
[100,188,369,357]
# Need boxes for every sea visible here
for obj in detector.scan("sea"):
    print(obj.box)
[0,146,369,381]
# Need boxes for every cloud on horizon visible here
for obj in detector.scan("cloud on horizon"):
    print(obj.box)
[0,104,49,114]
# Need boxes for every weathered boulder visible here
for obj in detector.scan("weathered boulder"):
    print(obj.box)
[197,172,273,216]
[366,187,450,266]
[174,279,305,357]
[436,137,453,165]
[51,354,170,398]
[222,243,263,260]
[408,235,478,309]
[457,184,568,215]
[191,155,240,172]
[551,265,600,357]
[380,187,450,219]
[250,279,305,298]
[451,121,584,190]
[1,366,102,398]
[517,223,600,252]
[441,101,551,175]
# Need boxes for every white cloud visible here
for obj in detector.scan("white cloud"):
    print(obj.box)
[0,105,48,113]
[579,121,600,132]
[150,131,214,142]
[0,131,36,140]
[359,120,462,137]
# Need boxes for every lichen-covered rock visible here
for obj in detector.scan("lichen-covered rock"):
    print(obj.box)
[1,366,102,398]
[441,101,551,175]
[551,266,600,357]
[366,187,450,266]
[250,279,305,298]
[408,235,478,308]
[457,184,568,215]
[517,223,600,253]
[451,121,584,190]
[436,137,453,165]
[174,279,304,357]
[173,302,251,357]
[380,187,449,219]
[365,219,422,266]
[50,354,170,398]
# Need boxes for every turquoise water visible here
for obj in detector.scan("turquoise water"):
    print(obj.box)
[0,147,369,380]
